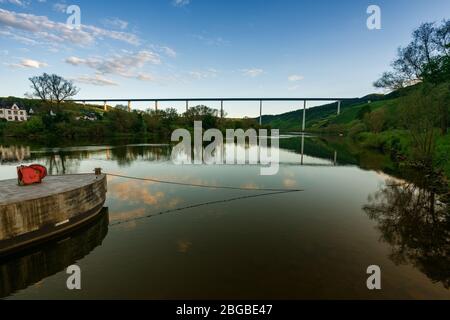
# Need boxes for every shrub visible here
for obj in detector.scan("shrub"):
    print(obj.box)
[364,109,386,133]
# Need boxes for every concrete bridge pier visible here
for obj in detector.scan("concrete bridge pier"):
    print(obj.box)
[301,133,305,165]
[259,100,262,126]
[302,100,307,132]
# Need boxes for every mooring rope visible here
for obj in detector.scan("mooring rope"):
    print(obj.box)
[105,173,304,192]
[109,190,298,227]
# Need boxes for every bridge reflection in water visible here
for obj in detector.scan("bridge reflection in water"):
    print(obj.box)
[0,208,109,298]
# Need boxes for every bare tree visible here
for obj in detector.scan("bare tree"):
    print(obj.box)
[27,73,79,105]
[28,73,52,102]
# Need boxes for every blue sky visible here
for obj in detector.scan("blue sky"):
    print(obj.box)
[0,0,449,117]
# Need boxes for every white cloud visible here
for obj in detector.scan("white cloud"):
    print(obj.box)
[160,46,176,58]
[193,34,229,46]
[189,68,218,80]
[0,29,37,45]
[7,58,48,68]
[172,0,190,7]
[241,68,264,78]
[102,17,129,30]
[65,50,161,80]
[0,8,140,47]
[74,74,118,86]
[0,0,26,7]
[288,74,304,82]
[136,73,156,81]
[52,3,67,13]
[65,56,85,65]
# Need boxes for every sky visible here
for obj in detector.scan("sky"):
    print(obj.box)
[0,0,449,117]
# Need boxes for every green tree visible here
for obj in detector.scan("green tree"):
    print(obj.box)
[374,20,449,90]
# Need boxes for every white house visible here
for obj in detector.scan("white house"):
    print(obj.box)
[0,104,28,122]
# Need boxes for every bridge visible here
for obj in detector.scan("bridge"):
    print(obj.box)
[71,97,359,131]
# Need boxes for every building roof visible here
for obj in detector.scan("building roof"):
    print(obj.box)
[0,102,26,110]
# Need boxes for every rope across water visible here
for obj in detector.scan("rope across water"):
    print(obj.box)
[105,173,304,192]
[104,172,304,227]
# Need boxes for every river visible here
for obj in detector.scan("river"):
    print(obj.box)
[0,135,448,299]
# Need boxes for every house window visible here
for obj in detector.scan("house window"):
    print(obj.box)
[8,116,12,120]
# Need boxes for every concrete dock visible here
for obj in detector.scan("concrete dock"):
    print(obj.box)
[0,174,107,255]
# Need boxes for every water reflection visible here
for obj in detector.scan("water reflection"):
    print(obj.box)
[0,208,109,298]
[0,136,343,172]
[364,180,450,289]
[0,145,31,163]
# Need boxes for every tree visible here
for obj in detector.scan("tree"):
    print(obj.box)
[27,73,79,105]
[374,20,449,91]
[183,105,219,129]
[399,87,442,165]
[115,104,129,111]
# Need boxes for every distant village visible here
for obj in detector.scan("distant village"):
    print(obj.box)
[0,102,99,123]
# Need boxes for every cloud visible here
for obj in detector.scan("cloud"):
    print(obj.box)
[0,8,140,47]
[288,74,304,82]
[193,34,229,46]
[160,46,176,58]
[74,74,118,86]
[52,2,67,13]
[0,29,37,45]
[102,17,129,30]
[189,68,218,80]
[172,0,190,7]
[7,58,48,68]
[0,0,26,7]
[136,73,156,81]
[241,68,264,78]
[65,50,161,81]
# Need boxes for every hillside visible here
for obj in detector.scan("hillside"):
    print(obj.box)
[260,86,419,131]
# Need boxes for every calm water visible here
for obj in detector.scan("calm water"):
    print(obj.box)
[0,136,449,299]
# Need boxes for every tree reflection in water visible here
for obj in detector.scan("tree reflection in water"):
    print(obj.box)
[364,178,450,289]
